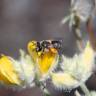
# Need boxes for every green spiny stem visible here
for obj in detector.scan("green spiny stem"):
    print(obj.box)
[34,75,51,96]
[80,83,91,96]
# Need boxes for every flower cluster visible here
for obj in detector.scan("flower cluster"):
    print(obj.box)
[0,0,96,96]
[0,40,95,92]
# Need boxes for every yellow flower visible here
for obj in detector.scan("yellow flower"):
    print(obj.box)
[0,55,21,85]
[27,41,38,62]
[27,41,59,79]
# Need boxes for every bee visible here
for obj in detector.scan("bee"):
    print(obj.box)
[39,39,62,54]
[28,39,62,55]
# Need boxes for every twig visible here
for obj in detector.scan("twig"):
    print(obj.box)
[80,83,91,96]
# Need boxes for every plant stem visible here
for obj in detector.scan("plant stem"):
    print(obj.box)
[80,83,91,96]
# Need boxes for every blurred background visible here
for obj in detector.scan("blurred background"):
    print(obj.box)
[0,0,96,96]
